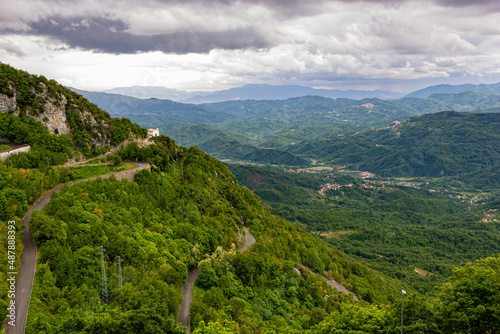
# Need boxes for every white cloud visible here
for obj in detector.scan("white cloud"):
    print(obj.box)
[1,0,500,92]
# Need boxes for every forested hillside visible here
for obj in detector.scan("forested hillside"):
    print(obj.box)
[15,135,500,334]
[0,64,401,332]
[19,138,401,333]
[1,65,500,333]
[73,89,231,127]
[0,63,146,160]
[228,164,500,294]
[288,111,500,178]
[197,136,309,166]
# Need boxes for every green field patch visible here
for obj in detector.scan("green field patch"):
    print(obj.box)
[414,267,433,277]
[0,145,11,152]
[307,166,335,171]
[317,230,354,239]
[68,163,135,180]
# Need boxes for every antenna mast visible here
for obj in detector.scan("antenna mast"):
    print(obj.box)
[100,246,108,304]
[117,255,123,289]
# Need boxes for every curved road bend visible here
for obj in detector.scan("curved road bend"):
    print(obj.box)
[177,227,255,333]
[4,162,150,334]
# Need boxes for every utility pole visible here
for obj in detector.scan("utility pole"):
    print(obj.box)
[401,289,407,334]
[117,256,123,289]
[100,246,108,304]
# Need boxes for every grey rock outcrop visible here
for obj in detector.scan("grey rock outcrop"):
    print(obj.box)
[0,82,71,136]
[32,93,71,136]
[0,84,17,113]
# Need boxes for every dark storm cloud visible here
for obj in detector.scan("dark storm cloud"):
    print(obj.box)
[24,16,270,54]
[1,0,499,92]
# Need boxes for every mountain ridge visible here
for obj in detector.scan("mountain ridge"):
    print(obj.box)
[101,85,208,101]
[287,111,500,178]
[93,83,404,103]
[0,63,147,163]
[90,81,500,103]
[405,81,500,98]
[183,83,404,103]
[2,63,500,334]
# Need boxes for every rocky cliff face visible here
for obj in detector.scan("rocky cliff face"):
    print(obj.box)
[32,83,71,136]
[0,63,147,151]
[0,82,71,136]
[0,83,17,113]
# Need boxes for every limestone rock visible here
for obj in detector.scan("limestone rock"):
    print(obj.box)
[1,76,114,147]
[31,85,71,136]
[0,84,17,113]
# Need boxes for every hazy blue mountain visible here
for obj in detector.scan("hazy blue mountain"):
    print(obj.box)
[183,84,404,103]
[425,91,500,111]
[406,82,500,98]
[100,86,208,100]
[72,89,233,127]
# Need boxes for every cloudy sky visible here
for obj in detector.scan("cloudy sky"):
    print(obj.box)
[1,0,500,93]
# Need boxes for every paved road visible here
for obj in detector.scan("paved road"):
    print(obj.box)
[176,267,200,334]
[177,226,255,333]
[239,227,255,252]
[4,162,150,334]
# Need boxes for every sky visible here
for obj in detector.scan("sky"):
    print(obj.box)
[1,0,500,93]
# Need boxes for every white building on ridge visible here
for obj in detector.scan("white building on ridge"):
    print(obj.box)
[148,128,159,137]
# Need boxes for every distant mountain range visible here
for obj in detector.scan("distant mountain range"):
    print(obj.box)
[101,86,208,101]
[96,84,404,103]
[181,84,404,103]
[96,82,500,103]
[405,82,500,98]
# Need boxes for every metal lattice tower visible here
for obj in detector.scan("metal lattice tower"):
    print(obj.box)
[100,246,108,304]
[117,255,123,289]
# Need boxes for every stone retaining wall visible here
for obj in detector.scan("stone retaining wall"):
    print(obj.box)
[0,145,31,161]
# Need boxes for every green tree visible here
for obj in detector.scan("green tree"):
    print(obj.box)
[113,155,122,167]
[313,303,391,334]
[191,320,234,334]
[197,263,220,290]
[436,255,500,334]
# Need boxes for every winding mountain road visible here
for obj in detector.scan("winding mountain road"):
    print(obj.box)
[177,227,255,333]
[4,162,150,334]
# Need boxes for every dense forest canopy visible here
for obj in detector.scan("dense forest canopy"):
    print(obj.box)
[0,63,147,161]
[228,164,500,294]
[1,63,499,333]
[287,111,500,178]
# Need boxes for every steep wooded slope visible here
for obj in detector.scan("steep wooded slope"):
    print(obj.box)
[0,63,146,158]
[289,111,500,177]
